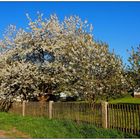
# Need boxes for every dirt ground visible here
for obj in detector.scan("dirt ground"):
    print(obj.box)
[0,128,31,138]
[0,130,8,138]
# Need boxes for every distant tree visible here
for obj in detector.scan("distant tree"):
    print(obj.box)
[0,13,128,110]
[127,45,140,92]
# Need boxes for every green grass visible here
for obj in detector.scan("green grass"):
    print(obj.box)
[0,112,138,138]
[109,95,140,104]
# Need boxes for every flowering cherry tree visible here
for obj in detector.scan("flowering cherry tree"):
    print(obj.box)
[0,13,128,111]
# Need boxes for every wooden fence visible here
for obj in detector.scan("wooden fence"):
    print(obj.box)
[9,101,102,127]
[52,102,102,127]
[9,101,50,117]
[108,103,140,135]
[7,101,140,136]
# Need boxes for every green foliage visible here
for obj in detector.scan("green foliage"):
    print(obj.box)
[0,13,128,105]
[0,112,138,138]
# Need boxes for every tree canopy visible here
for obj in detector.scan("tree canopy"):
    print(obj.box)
[0,13,129,110]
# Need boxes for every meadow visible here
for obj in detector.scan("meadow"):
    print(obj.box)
[110,95,140,104]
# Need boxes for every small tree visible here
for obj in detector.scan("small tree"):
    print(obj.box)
[0,13,128,111]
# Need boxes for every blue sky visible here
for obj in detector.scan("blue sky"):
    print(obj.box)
[0,2,140,65]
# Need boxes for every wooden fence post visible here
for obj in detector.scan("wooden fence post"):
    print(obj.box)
[22,101,26,117]
[101,101,108,128]
[49,101,54,119]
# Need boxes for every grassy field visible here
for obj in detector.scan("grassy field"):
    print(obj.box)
[109,95,140,104]
[0,112,138,138]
